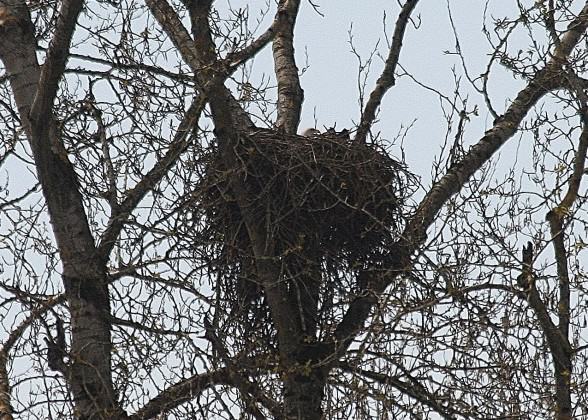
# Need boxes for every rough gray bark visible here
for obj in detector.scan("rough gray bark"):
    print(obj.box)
[540,70,588,420]
[1,1,208,418]
[273,0,303,134]
[0,2,123,418]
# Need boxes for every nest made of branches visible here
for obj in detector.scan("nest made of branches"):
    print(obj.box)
[185,127,417,347]
[195,127,416,276]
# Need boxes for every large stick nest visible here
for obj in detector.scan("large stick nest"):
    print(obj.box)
[189,128,416,344]
[197,127,416,275]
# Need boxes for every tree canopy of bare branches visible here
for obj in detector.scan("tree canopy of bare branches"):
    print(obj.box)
[1,0,588,419]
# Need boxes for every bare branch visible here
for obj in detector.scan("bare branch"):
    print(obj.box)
[354,0,420,144]
[403,0,588,259]
[0,352,13,420]
[30,0,84,125]
[540,68,588,420]
[129,362,282,420]
[143,0,201,71]
[338,363,460,420]
[517,242,573,419]
[223,24,276,72]
[129,360,282,420]
[0,293,64,420]
[273,0,303,133]
[129,369,232,419]
[0,183,39,210]
[333,0,588,360]
[0,3,127,417]
[144,0,252,129]
[97,95,206,259]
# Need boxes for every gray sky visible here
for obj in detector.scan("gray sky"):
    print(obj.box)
[290,0,522,175]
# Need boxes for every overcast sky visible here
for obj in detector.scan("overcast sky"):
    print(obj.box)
[258,0,527,181]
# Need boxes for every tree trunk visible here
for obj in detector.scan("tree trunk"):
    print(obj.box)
[0,6,120,418]
[283,371,326,420]
[282,253,326,420]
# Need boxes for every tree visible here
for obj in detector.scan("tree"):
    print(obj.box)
[0,0,587,418]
